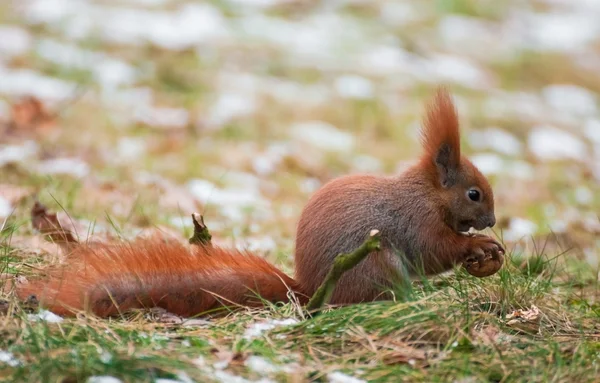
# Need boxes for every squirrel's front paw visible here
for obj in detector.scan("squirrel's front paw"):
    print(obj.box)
[462,236,505,278]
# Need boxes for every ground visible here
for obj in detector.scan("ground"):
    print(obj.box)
[1,0,599,382]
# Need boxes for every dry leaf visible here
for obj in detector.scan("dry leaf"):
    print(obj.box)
[505,305,541,333]
[471,324,516,346]
[30,201,79,252]
[382,344,428,367]
[9,96,55,133]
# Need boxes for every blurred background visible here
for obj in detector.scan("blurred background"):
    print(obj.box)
[0,0,598,270]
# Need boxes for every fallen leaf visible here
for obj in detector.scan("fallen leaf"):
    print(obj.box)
[471,324,516,346]
[505,305,541,333]
[8,96,55,133]
[382,344,428,367]
[30,201,79,252]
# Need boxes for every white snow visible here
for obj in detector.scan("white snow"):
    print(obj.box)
[468,127,523,156]
[334,75,374,100]
[0,141,39,167]
[87,377,124,383]
[502,218,537,242]
[523,12,599,52]
[0,197,13,218]
[528,126,586,161]
[0,350,22,367]
[245,356,279,374]
[36,158,90,178]
[0,67,75,101]
[205,92,257,128]
[243,318,299,340]
[328,371,366,383]
[541,84,597,117]
[27,310,64,323]
[291,121,355,152]
[0,26,32,58]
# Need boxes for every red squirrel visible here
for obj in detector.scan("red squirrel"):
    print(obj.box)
[16,88,504,318]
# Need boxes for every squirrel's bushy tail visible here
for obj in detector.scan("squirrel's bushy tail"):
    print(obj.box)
[16,238,303,317]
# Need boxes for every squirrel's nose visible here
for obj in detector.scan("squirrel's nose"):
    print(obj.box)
[487,215,496,228]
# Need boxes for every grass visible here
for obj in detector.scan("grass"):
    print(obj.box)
[1,0,600,381]
[1,216,599,382]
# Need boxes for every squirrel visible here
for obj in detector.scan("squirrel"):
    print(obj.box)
[15,87,504,318]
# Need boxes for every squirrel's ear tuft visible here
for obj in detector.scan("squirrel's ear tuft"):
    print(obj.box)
[420,87,461,188]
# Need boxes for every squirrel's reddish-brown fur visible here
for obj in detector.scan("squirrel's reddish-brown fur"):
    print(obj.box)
[17,87,504,318]
[17,239,304,317]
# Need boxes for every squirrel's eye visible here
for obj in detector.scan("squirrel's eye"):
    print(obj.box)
[467,189,481,202]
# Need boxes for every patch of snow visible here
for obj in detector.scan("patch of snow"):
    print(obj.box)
[266,80,331,107]
[291,121,355,152]
[127,0,171,6]
[27,310,64,323]
[539,0,600,12]
[187,178,270,223]
[575,186,593,205]
[239,13,365,68]
[379,3,418,26]
[226,0,287,9]
[470,153,504,175]
[328,371,366,383]
[238,236,277,253]
[352,155,382,172]
[245,356,279,374]
[0,26,32,58]
[205,92,257,128]
[0,67,75,101]
[300,178,321,194]
[542,85,597,117]
[134,106,189,128]
[334,75,374,100]
[528,126,586,161]
[358,45,412,75]
[99,350,112,364]
[438,16,516,61]
[36,39,137,88]
[36,158,90,178]
[99,4,230,50]
[0,350,22,367]
[155,379,186,383]
[468,127,523,156]
[484,91,548,121]
[0,197,12,218]
[503,218,537,242]
[117,137,147,161]
[243,318,299,340]
[524,12,599,52]
[0,141,39,167]
[470,154,534,179]
[213,370,275,383]
[583,119,600,143]
[425,54,493,90]
[87,377,124,383]
[24,0,78,24]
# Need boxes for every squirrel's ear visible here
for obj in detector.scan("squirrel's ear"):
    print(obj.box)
[420,87,461,188]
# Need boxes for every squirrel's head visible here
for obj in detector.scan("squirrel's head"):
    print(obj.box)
[419,87,496,233]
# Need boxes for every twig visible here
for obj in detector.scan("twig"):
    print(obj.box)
[188,213,212,246]
[306,230,381,314]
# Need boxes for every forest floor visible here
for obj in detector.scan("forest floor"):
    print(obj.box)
[1,1,600,382]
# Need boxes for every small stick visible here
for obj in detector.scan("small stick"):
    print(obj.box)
[306,230,381,313]
[188,213,212,246]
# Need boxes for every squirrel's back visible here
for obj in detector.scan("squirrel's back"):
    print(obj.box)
[294,170,440,303]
